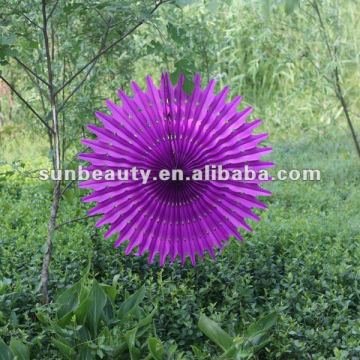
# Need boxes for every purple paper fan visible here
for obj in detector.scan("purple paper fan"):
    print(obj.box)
[78,73,273,266]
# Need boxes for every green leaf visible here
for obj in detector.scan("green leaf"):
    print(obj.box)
[165,342,178,357]
[75,280,108,336]
[170,59,195,95]
[124,327,140,360]
[86,280,108,335]
[56,280,82,318]
[136,313,156,339]
[0,44,17,63]
[112,274,120,289]
[9,339,30,360]
[101,284,117,302]
[51,324,71,340]
[244,312,277,341]
[198,314,233,351]
[0,34,16,46]
[52,338,75,359]
[175,0,195,7]
[10,311,18,326]
[248,332,272,349]
[36,311,50,326]
[78,345,95,360]
[218,344,242,359]
[118,286,146,319]
[74,298,90,325]
[76,326,91,343]
[167,23,186,43]
[57,311,74,327]
[118,305,155,337]
[0,337,13,360]
[148,337,164,360]
[285,0,299,14]
[111,338,129,357]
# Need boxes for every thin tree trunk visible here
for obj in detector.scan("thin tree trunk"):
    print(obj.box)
[38,0,168,303]
[333,68,360,159]
[0,103,3,127]
[312,0,360,160]
[40,0,62,304]
[41,180,61,303]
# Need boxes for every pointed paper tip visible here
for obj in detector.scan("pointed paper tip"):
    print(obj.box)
[117,89,128,101]
[194,73,201,86]
[159,254,167,267]
[178,73,185,85]
[114,235,126,248]
[147,250,156,264]
[95,110,106,118]
[95,217,107,227]
[146,75,156,88]
[80,139,93,147]
[105,228,114,239]
[131,81,142,94]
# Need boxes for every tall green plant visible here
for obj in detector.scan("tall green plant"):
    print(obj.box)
[197,312,277,359]
[36,276,157,359]
[0,337,30,360]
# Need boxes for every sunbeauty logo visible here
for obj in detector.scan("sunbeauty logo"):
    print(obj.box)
[38,165,321,184]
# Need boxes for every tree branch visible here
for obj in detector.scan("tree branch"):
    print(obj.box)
[55,215,96,230]
[54,0,169,96]
[333,67,360,158]
[311,1,334,59]
[22,67,51,102]
[57,25,110,113]
[21,13,42,30]
[0,75,54,134]
[14,57,50,87]
[60,179,76,197]
[57,59,96,114]
[47,0,59,20]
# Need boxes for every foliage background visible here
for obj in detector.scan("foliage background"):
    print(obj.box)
[0,0,359,358]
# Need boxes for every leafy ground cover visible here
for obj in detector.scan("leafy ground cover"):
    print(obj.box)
[1,130,359,359]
